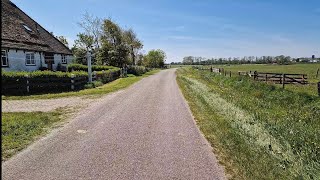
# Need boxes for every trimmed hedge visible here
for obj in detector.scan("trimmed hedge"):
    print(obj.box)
[67,64,119,72]
[94,69,121,84]
[127,66,149,76]
[2,70,88,78]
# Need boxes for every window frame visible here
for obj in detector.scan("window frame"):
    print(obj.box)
[61,54,67,64]
[25,52,36,66]
[1,50,9,67]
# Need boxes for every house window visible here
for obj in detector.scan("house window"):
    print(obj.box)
[2,50,9,67]
[61,55,67,64]
[26,52,35,65]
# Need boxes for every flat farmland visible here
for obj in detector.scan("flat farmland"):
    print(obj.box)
[205,63,320,96]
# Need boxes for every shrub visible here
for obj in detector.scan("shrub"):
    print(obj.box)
[67,63,119,72]
[127,66,148,76]
[93,80,103,87]
[95,69,121,84]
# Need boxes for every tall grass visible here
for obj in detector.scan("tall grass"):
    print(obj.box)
[177,67,320,179]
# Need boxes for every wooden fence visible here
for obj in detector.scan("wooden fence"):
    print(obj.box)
[250,72,308,88]
[194,66,320,95]
[2,75,87,95]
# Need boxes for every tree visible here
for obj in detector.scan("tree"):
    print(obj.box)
[78,12,102,49]
[144,49,166,68]
[72,33,94,64]
[136,53,144,66]
[123,29,143,65]
[56,36,69,47]
[182,56,194,65]
[98,18,129,67]
[74,33,94,49]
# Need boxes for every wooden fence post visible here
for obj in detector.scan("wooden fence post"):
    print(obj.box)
[318,82,320,96]
[316,68,319,78]
[254,71,257,80]
[282,74,285,89]
[229,71,231,77]
[25,74,29,93]
[265,74,268,82]
[71,74,75,90]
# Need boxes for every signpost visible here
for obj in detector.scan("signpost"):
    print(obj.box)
[87,50,92,83]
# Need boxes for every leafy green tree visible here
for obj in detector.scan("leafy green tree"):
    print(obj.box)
[144,49,166,68]
[123,29,143,65]
[72,33,94,64]
[99,19,129,67]
[56,36,69,47]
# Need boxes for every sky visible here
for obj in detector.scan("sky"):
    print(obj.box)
[11,0,320,63]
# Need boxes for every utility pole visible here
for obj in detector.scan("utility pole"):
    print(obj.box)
[87,50,92,83]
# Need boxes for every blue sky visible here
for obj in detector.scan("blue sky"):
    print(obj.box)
[11,0,320,62]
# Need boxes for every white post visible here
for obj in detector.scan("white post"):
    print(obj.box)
[87,51,92,83]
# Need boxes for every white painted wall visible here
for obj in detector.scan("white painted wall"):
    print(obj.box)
[3,50,41,71]
[2,49,73,72]
[53,54,73,70]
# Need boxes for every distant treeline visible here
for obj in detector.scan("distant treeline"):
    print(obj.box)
[171,55,319,65]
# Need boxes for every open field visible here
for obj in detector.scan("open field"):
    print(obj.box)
[175,64,320,96]
[176,67,320,179]
[212,64,320,82]
[2,70,160,100]
[213,64,320,96]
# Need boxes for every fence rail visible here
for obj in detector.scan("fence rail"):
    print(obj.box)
[2,76,87,95]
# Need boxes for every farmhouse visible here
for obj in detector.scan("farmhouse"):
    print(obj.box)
[1,0,73,72]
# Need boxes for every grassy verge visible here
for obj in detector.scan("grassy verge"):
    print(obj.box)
[2,70,160,100]
[176,67,320,179]
[2,110,65,161]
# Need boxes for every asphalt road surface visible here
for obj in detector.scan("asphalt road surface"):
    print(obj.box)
[2,69,226,180]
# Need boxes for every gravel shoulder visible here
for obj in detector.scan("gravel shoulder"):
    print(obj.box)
[2,97,96,112]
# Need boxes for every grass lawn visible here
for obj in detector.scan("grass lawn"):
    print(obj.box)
[2,110,65,161]
[176,67,320,179]
[2,70,160,100]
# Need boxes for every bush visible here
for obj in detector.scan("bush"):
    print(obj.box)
[93,80,103,87]
[127,66,148,76]
[95,69,121,84]
[67,64,119,72]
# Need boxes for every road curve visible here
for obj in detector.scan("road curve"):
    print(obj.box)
[2,69,226,180]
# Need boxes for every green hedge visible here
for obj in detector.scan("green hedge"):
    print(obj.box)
[68,64,119,72]
[127,66,149,76]
[2,70,87,78]
[94,69,121,84]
